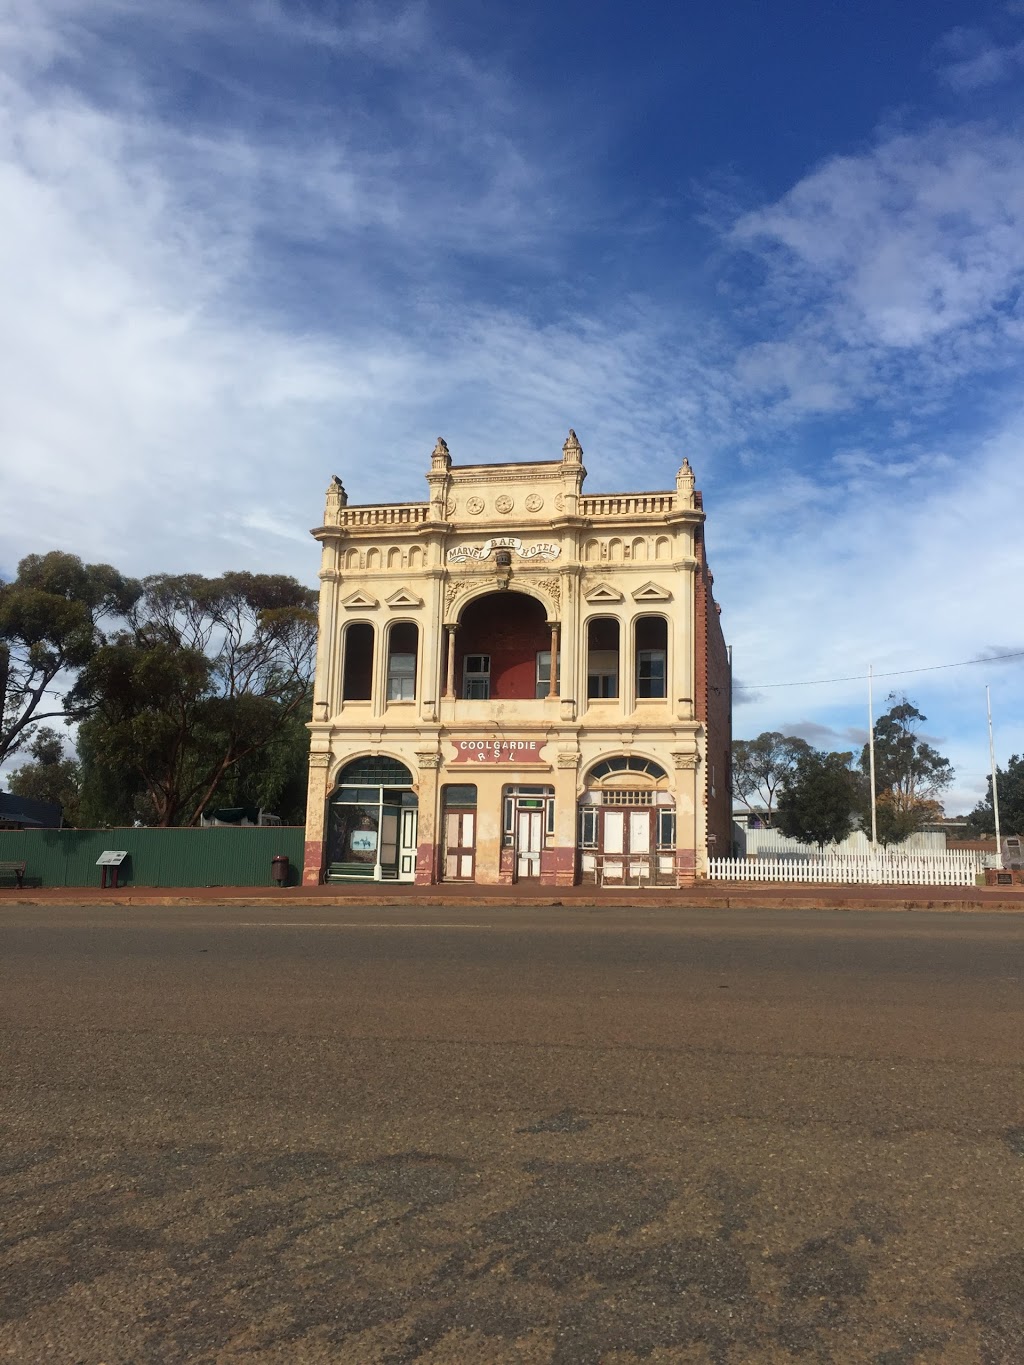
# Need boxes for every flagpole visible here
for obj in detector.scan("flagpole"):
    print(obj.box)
[987,685,1002,857]
[867,664,878,848]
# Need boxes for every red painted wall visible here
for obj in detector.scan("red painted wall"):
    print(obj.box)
[456,592,550,700]
[694,508,733,858]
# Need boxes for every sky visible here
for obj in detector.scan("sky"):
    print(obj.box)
[2,0,1023,812]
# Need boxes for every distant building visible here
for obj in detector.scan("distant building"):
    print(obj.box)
[303,431,730,886]
[0,792,63,829]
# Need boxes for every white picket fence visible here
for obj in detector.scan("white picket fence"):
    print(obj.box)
[707,851,983,886]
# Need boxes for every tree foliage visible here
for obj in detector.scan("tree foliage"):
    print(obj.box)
[0,552,140,765]
[858,695,953,842]
[776,750,859,850]
[6,727,82,826]
[731,732,812,825]
[967,754,1024,837]
[71,572,317,827]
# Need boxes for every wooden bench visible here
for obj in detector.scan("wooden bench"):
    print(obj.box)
[0,860,27,889]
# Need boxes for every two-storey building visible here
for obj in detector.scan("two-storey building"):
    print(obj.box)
[303,430,731,887]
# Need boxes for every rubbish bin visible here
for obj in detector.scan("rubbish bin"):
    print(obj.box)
[271,854,290,885]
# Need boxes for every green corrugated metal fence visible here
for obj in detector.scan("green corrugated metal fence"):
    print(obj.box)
[0,827,306,888]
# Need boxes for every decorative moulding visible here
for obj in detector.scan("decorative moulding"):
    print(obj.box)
[583,581,624,603]
[631,581,672,602]
[341,589,379,610]
[385,587,424,609]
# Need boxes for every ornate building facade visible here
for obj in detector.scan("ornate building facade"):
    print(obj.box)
[303,431,731,887]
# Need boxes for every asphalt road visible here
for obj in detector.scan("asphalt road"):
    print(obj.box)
[2,904,1024,1364]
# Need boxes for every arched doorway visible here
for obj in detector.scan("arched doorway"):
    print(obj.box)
[578,755,676,886]
[327,755,417,882]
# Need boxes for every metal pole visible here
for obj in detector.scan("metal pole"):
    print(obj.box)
[867,664,878,847]
[987,685,1002,857]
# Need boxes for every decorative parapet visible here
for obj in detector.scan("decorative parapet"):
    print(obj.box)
[579,493,676,517]
[336,504,430,527]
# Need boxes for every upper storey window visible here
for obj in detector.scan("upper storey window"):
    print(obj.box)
[635,617,667,698]
[387,623,418,702]
[342,622,374,701]
[463,654,491,699]
[587,618,619,699]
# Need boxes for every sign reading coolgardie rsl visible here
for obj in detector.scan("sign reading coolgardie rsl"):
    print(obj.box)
[451,738,546,764]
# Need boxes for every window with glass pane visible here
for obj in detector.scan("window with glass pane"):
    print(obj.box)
[656,810,676,848]
[579,808,598,847]
[386,623,418,702]
[586,619,619,700]
[637,649,666,697]
[463,654,490,699]
[635,617,667,698]
[387,653,416,700]
[535,650,560,698]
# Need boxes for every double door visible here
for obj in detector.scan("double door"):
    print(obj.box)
[599,808,653,884]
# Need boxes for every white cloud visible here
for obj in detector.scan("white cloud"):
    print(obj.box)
[732,124,1024,363]
[934,26,1024,91]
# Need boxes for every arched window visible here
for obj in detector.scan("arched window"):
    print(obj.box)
[387,622,418,702]
[342,622,374,701]
[336,755,413,787]
[587,756,667,781]
[635,616,667,698]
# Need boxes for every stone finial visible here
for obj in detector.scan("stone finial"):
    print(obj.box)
[324,474,347,523]
[431,437,451,472]
[676,458,695,498]
[562,428,583,463]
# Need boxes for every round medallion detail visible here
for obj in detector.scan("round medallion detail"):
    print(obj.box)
[444,499,457,518]
[553,493,565,512]
[494,494,514,514]
[466,496,485,515]
[525,494,544,512]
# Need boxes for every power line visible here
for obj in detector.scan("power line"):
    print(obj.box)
[746,648,1024,690]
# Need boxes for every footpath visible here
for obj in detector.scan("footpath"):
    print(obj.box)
[3,881,1024,913]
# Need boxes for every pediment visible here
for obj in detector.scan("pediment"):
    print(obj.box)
[341,589,379,610]
[583,581,624,604]
[385,587,423,609]
[631,580,672,602]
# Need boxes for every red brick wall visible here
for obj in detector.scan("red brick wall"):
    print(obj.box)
[456,592,549,700]
[694,518,732,860]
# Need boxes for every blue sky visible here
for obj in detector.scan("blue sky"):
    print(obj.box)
[2,0,1023,811]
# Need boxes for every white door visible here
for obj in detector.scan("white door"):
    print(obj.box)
[516,809,543,878]
[398,808,418,882]
[601,809,625,881]
[629,810,651,882]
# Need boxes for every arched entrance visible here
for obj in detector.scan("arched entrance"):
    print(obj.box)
[578,755,676,886]
[327,756,417,882]
[452,591,553,699]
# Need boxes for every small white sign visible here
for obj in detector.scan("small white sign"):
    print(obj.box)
[96,850,129,866]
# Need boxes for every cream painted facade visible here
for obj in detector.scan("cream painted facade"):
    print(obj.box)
[303,431,731,887]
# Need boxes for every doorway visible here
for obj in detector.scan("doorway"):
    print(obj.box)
[398,807,418,882]
[442,784,477,881]
[504,785,555,882]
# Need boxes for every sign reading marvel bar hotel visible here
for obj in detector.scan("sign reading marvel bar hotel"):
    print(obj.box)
[451,738,545,764]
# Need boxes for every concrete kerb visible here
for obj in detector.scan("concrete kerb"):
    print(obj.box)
[3,883,1024,913]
